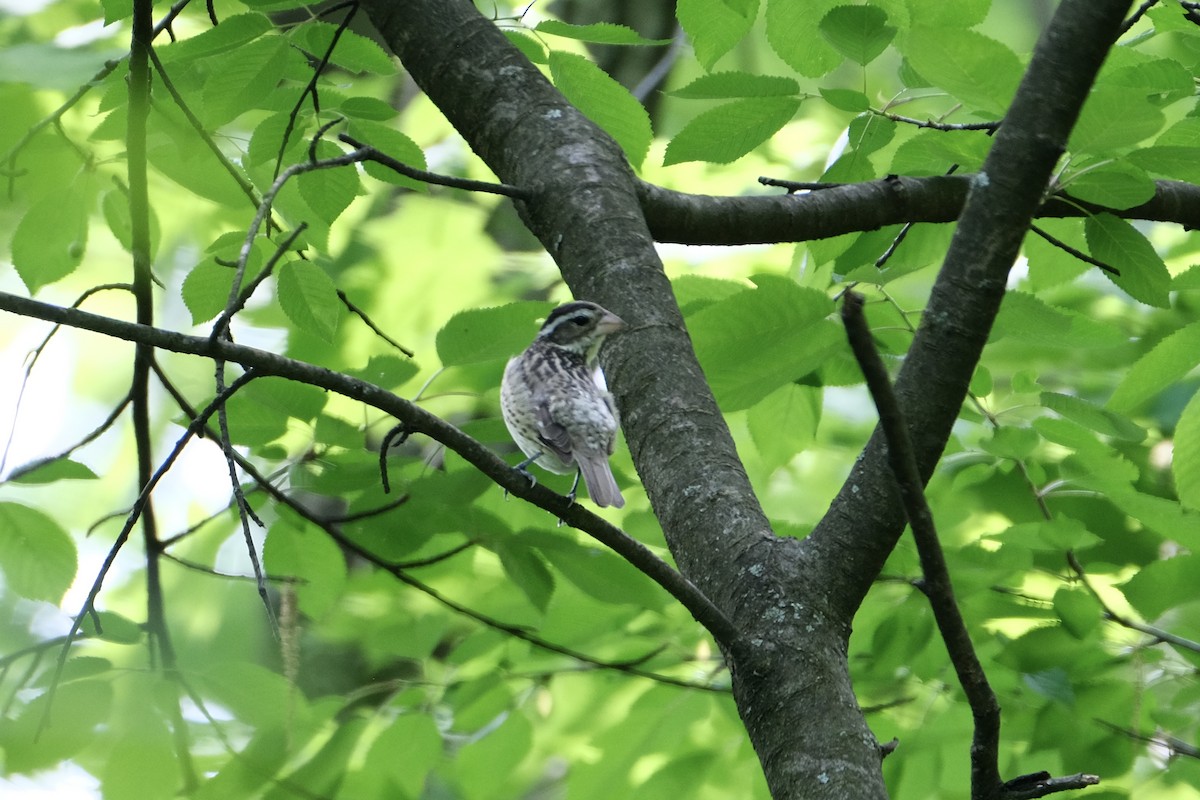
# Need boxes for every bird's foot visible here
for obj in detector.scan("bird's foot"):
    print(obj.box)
[504,455,540,500]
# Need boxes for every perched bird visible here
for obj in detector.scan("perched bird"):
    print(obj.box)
[500,301,626,508]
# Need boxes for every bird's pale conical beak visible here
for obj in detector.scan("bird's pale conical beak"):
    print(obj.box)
[595,311,625,335]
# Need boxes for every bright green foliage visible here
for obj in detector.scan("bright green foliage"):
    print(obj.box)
[549,52,654,168]
[2,0,1200,799]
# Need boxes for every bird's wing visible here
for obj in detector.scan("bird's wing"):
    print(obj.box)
[534,401,575,464]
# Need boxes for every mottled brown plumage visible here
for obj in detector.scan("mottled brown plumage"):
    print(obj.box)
[500,301,625,508]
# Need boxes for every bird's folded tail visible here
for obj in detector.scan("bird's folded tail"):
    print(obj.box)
[577,455,624,508]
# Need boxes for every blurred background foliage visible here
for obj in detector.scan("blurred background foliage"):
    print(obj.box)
[1,0,1199,797]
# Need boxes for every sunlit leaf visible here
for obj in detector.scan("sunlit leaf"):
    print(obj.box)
[679,0,759,69]
[903,27,1021,115]
[278,259,342,342]
[819,5,895,66]
[535,20,672,46]
[549,52,653,169]
[663,96,800,165]
[1084,213,1171,308]
[436,301,555,367]
[0,502,77,603]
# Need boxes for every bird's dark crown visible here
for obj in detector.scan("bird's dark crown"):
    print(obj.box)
[537,302,619,351]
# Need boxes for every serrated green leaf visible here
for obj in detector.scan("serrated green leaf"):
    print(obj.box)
[671,71,800,99]
[1084,213,1171,308]
[820,87,871,112]
[200,37,294,127]
[8,457,98,484]
[747,383,821,471]
[1070,87,1164,154]
[1121,554,1200,620]
[903,27,1021,115]
[297,142,362,225]
[1065,163,1156,210]
[349,354,420,390]
[12,190,88,292]
[532,537,666,609]
[337,96,399,121]
[1127,146,1200,183]
[0,502,77,603]
[1173,265,1200,290]
[158,13,273,63]
[688,275,838,410]
[819,5,896,65]
[264,519,347,619]
[987,517,1101,551]
[291,20,396,74]
[1023,668,1075,707]
[78,611,144,644]
[534,20,671,46]
[766,0,841,77]
[182,261,238,324]
[1039,392,1144,442]
[906,0,989,26]
[102,189,161,258]
[678,0,759,69]
[1109,321,1200,412]
[366,715,443,797]
[1174,390,1200,512]
[981,425,1040,460]
[277,260,341,342]
[663,96,800,166]
[1053,586,1102,639]
[549,52,653,169]
[504,30,547,64]
[990,290,1124,348]
[348,119,429,190]
[436,302,555,367]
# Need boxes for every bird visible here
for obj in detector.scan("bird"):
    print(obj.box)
[500,301,626,508]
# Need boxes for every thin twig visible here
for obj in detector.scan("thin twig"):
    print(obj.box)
[338,133,529,197]
[841,291,1003,798]
[337,289,415,357]
[1030,224,1120,275]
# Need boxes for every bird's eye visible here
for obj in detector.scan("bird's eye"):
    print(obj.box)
[569,316,589,326]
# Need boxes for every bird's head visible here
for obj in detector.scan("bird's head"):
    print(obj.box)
[537,301,625,360]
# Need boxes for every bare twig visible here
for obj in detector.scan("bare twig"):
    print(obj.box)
[0,291,741,653]
[1030,224,1120,275]
[841,291,1004,799]
[338,133,529,197]
[337,289,416,357]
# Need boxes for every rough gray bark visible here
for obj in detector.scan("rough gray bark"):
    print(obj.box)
[357,0,1133,796]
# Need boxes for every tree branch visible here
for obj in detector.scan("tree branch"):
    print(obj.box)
[637,176,1200,246]
[0,291,740,652]
[842,291,1004,799]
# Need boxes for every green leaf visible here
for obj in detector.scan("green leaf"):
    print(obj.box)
[819,5,896,65]
[688,275,839,410]
[0,43,125,91]
[990,290,1125,349]
[1084,213,1171,308]
[906,0,989,27]
[1126,146,1200,183]
[200,37,295,127]
[102,706,181,800]
[1039,392,1144,442]
[1064,163,1156,210]
[365,715,443,797]
[903,27,1021,115]
[820,87,871,112]
[8,457,98,484]
[182,261,238,324]
[678,0,759,69]
[534,20,672,46]
[747,383,821,472]
[158,13,273,62]
[670,71,800,99]
[0,502,77,603]
[436,301,554,367]
[1070,87,1165,154]
[102,188,161,258]
[0,680,113,772]
[291,20,397,74]
[348,354,420,390]
[533,536,667,609]
[663,96,800,166]
[1053,586,1102,639]
[549,52,653,169]
[277,260,342,342]
[265,520,347,619]
[986,517,1101,552]
[1108,321,1200,412]
[1121,554,1200,620]
[12,190,89,292]
[297,142,362,225]
[766,0,841,77]
[456,714,534,799]
[1173,390,1200,512]
[495,542,555,612]
[224,377,328,446]
[504,30,547,64]
[347,120,428,190]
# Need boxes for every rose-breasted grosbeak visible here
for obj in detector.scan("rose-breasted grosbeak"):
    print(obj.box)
[500,301,626,508]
